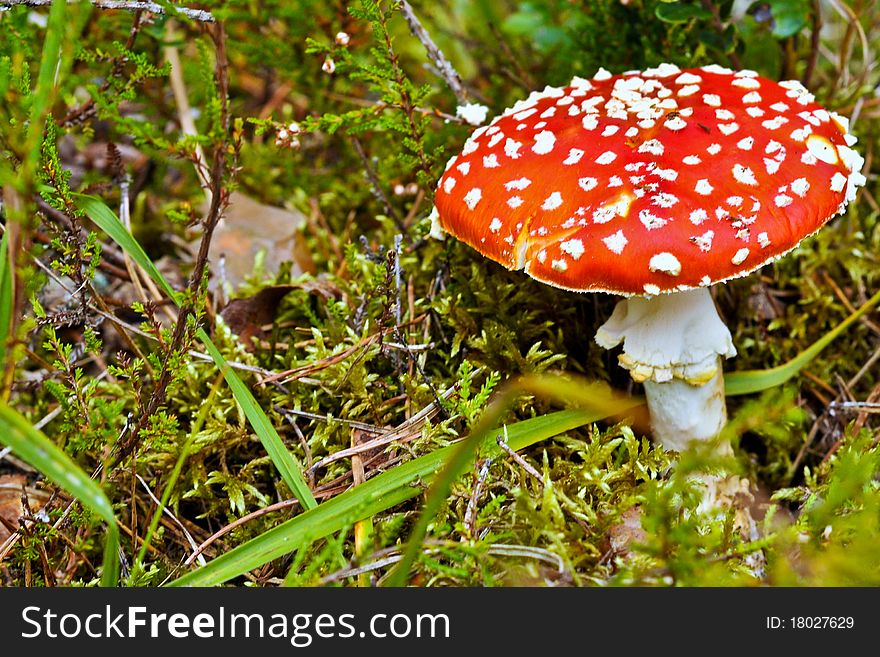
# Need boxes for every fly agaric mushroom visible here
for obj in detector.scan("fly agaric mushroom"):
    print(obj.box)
[431,63,865,456]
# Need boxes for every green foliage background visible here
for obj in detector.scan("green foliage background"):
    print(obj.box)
[0,0,879,586]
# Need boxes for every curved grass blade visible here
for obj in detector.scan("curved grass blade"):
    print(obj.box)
[75,193,179,302]
[0,404,120,586]
[725,287,880,396]
[74,193,315,510]
[198,327,316,510]
[167,406,613,586]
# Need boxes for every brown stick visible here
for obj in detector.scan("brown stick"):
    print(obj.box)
[1,0,214,22]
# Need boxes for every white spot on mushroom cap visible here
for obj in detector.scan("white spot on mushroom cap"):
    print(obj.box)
[560,239,585,260]
[757,232,770,247]
[775,194,793,208]
[718,122,739,136]
[563,149,585,165]
[456,162,471,175]
[601,125,620,137]
[541,192,564,210]
[464,188,482,210]
[593,67,613,80]
[639,209,667,230]
[745,106,765,117]
[732,164,758,186]
[732,77,761,89]
[677,84,700,97]
[651,192,678,208]
[702,93,721,107]
[692,230,714,252]
[489,218,503,233]
[651,167,678,181]
[675,72,702,85]
[513,108,537,121]
[731,248,750,265]
[638,139,664,156]
[762,116,789,130]
[603,230,628,254]
[578,177,598,191]
[551,258,568,271]
[790,178,810,197]
[504,138,522,159]
[505,177,531,191]
[764,158,781,174]
[581,115,599,131]
[683,155,702,165]
[737,137,755,150]
[830,172,847,192]
[507,196,523,208]
[689,209,708,225]
[649,252,681,276]
[532,130,557,155]
[665,116,687,131]
[596,151,617,165]
[644,63,681,78]
[707,143,721,155]
[643,283,661,295]
[695,179,714,195]
[790,126,812,142]
[462,139,480,155]
[443,177,456,193]
[482,154,499,168]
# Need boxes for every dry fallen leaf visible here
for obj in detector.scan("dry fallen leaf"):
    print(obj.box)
[202,192,313,291]
[0,475,26,543]
[220,279,343,347]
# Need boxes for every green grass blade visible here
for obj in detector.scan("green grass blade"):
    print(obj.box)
[25,0,69,163]
[74,193,179,302]
[0,403,119,586]
[198,327,317,510]
[0,230,12,373]
[725,287,880,396]
[167,406,611,586]
[73,193,315,510]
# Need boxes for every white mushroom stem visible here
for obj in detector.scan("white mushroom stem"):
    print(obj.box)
[595,287,736,452]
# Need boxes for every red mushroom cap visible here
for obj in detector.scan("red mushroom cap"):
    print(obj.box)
[433,64,866,295]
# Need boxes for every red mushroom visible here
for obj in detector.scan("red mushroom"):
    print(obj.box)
[431,63,865,462]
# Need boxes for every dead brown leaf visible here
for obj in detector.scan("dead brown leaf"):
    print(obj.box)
[0,475,26,543]
[219,279,343,347]
[203,192,313,291]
